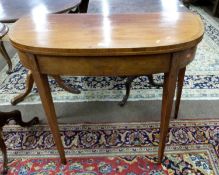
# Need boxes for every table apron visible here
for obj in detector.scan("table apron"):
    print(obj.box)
[17,47,196,76]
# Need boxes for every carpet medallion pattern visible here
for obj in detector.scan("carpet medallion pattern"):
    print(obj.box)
[0,7,219,104]
[0,120,219,174]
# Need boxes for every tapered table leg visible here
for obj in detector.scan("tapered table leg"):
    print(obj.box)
[30,55,66,164]
[174,68,186,119]
[0,40,12,74]
[11,71,34,105]
[158,56,179,163]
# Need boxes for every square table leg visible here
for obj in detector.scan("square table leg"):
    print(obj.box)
[158,54,179,163]
[174,67,186,119]
[29,55,67,164]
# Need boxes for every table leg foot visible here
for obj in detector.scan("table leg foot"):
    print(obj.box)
[148,74,163,87]
[61,158,67,165]
[119,76,137,106]
[0,40,12,74]
[158,55,179,163]
[174,68,186,119]
[52,75,81,94]
[11,71,34,105]
[11,110,39,127]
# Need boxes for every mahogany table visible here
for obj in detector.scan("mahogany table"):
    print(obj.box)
[9,13,204,164]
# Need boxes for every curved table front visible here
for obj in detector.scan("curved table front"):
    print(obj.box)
[9,13,204,164]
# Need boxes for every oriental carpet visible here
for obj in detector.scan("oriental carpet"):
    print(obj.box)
[0,119,219,174]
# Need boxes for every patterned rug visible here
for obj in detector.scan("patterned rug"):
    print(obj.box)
[0,120,219,174]
[0,6,219,104]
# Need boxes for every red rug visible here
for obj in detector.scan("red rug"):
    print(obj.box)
[1,119,219,174]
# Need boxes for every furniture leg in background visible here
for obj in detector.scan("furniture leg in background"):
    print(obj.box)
[11,71,81,105]
[0,110,39,174]
[182,0,219,16]
[0,23,12,74]
[11,71,34,105]
[119,75,163,107]
[213,0,219,16]
[78,0,90,13]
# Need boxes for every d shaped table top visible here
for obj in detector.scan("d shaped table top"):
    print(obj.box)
[9,12,204,56]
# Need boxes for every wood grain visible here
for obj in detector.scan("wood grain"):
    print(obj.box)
[9,13,204,56]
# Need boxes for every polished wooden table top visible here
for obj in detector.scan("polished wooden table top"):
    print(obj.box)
[0,0,81,23]
[10,13,204,56]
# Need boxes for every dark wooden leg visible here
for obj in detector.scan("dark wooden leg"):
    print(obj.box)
[147,74,163,87]
[11,71,34,105]
[213,0,219,16]
[0,40,12,74]
[68,0,89,13]
[78,0,89,13]
[0,110,39,174]
[0,129,8,175]
[30,55,66,164]
[174,67,186,119]
[11,71,81,105]
[119,74,163,107]
[119,76,137,106]
[0,110,39,127]
[158,55,179,163]
[52,75,81,94]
